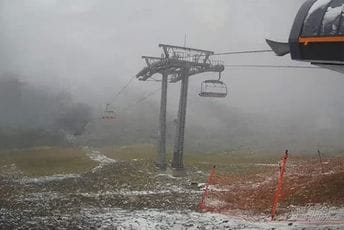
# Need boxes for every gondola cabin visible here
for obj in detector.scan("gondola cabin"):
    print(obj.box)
[267,0,344,74]
[290,0,344,65]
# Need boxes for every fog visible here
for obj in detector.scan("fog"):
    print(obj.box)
[1,0,344,153]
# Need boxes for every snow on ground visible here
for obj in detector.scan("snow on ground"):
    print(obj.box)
[0,163,23,177]
[19,192,64,202]
[78,187,202,198]
[16,173,80,184]
[280,205,344,222]
[86,150,117,165]
[79,207,344,230]
[1,150,343,229]
[254,163,278,167]
[83,146,117,172]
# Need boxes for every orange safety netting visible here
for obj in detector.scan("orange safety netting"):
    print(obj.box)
[271,150,288,220]
[198,150,289,219]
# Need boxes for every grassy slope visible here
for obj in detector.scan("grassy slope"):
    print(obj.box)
[0,145,343,212]
[0,147,97,176]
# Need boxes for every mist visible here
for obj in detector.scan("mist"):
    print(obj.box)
[1,0,344,153]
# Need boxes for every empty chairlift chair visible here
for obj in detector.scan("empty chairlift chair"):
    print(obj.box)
[102,103,116,119]
[199,72,228,98]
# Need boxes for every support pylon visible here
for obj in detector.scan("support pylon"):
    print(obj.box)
[157,72,168,170]
[172,73,189,170]
[137,44,224,174]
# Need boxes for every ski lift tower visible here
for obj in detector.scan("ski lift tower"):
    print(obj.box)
[137,44,224,175]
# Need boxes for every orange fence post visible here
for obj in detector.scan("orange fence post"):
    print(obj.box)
[199,165,216,211]
[271,150,289,220]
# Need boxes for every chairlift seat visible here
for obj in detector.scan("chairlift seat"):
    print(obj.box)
[199,92,227,98]
[102,112,115,119]
[199,79,228,98]
[102,104,116,119]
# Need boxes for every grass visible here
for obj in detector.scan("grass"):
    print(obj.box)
[1,143,342,190]
[0,147,97,177]
[0,144,343,214]
[184,151,282,177]
[100,144,284,176]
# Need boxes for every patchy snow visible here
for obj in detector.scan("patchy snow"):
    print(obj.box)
[82,146,117,172]
[78,187,202,198]
[79,207,344,229]
[0,164,23,178]
[155,173,182,179]
[206,198,227,208]
[197,182,206,188]
[16,173,80,184]
[255,163,278,167]
[81,208,254,229]
[282,205,344,222]
[20,192,64,202]
[207,184,233,192]
[86,150,116,165]
[323,170,335,175]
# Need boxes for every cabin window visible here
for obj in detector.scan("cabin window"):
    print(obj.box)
[338,11,344,34]
[302,2,328,36]
[320,1,344,35]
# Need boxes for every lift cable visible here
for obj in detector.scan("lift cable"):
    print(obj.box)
[100,75,137,118]
[135,88,161,103]
[222,64,344,79]
[212,49,274,56]
[224,64,321,69]
[112,75,136,102]
[119,87,161,113]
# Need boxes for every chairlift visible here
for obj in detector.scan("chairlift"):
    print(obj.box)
[102,103,116,119]
[199,72,228,98]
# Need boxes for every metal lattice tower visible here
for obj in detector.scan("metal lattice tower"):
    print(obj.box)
[137,44,224,174]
